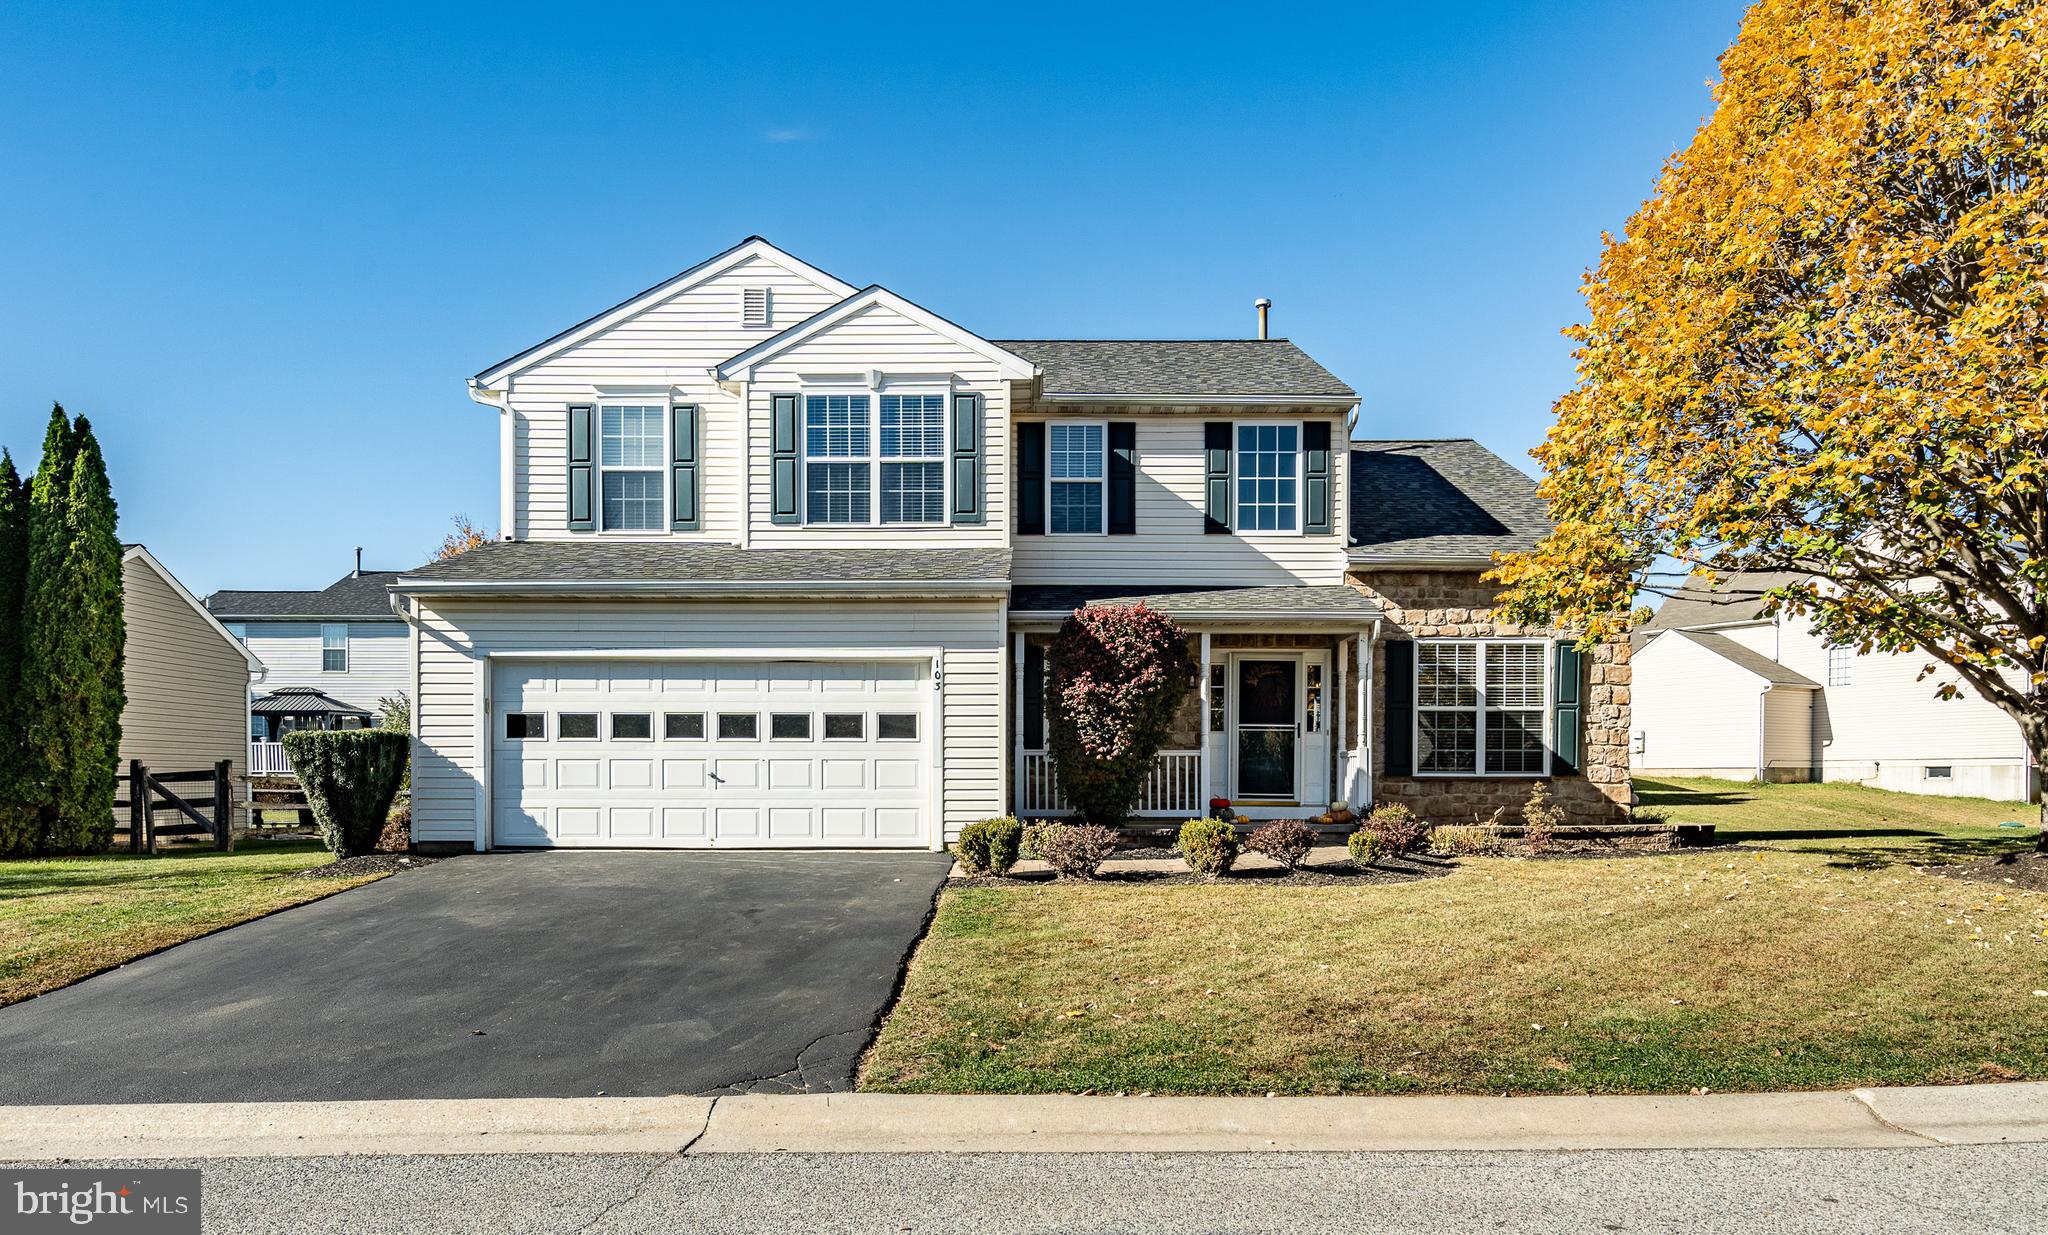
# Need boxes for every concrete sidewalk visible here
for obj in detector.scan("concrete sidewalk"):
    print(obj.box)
[4,1084,2044,1159]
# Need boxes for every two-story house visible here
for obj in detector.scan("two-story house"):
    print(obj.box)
[206,556,413,772]
[393,237,1631,852]
[1634,570,2039,803]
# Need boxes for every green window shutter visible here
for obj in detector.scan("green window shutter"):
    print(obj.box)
[1023,640,1045,750]
[1383,640,1414,776]
[950,393,985,524]
[1552,641,1586,775]
[1203,421,1232,534]
[1304,420,1333,535]
[1015,422,1045,535]
[1107,421,1137,535]
[670,404,700,531]
[567,404,595,532]
[770,393,800,525]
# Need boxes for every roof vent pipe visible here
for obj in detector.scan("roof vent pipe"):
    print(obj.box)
[353,547,363,578]
[1254,297,1271,340]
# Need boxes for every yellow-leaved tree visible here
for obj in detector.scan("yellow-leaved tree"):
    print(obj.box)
[1490,0,2048,842]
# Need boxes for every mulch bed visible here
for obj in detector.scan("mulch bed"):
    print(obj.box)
[949,854,1451,889]
[290,852,441,880]
[1923,849,2048,894]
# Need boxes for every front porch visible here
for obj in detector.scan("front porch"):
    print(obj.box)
[1008,585,1381,821]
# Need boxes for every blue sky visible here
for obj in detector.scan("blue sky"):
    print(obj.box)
[0,1,1748,595]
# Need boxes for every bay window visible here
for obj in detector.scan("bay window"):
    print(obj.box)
[1416,639,1551,775]
[599,403,666,531]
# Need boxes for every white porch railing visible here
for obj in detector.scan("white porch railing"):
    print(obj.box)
[249,742,294,777]
[1019,750,1203,818]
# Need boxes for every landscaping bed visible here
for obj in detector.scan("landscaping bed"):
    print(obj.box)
[291,851,440,880]
[949,853,1449,889]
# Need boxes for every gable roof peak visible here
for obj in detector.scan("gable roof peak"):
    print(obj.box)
[717,284,1038,382]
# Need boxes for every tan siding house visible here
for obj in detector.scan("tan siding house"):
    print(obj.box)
[118,547,265,827]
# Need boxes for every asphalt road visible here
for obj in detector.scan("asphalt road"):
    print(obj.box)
[0,850,952,1102]
[26,1146,2041,1234]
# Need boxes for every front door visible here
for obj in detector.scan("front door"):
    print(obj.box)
[1235,658,1297,799]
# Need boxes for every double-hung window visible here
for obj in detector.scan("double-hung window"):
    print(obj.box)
[805,394,873,523]
[599,404,665,531]
[879,394,945,523]
[1235,423,1299,532]
[1826,644,1852,686]
[1416,640,1550,775]
[321,623,348,673]
[1047,422,1105,534]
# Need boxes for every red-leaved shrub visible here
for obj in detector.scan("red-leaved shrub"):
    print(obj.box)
[1045,604,1195,825]
[1246,819,1315,869]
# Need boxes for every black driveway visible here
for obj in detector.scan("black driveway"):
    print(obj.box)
[0,849,951,1103]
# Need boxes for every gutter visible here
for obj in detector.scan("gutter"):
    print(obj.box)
[1346,553,1501,570]
[1037,393,1356,407]
[1010,607,1382,624]
[389,578,1012,600]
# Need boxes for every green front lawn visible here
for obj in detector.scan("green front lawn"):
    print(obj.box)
[0,841,382,1006]
[865,781,2048,1096]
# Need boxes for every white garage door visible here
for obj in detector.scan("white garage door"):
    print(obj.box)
[490,657,933,849]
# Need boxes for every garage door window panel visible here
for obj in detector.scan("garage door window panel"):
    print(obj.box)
[877,713,919,741]
[611,713,653,741]
[558,713,599,741]
[665,712,705,740]
[718,713,760,740]
[505,713,545,740]
[771,713,812,740]
[824,713,864,740]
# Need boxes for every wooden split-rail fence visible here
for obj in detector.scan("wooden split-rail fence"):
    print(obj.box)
[113,759,234,853]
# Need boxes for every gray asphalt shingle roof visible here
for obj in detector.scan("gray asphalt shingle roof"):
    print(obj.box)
[251,688,374,718]
[1676,631,1821,688]
[993,339,1355,399]
[1638,569,1812,632]
[398,540,1011,587]
[1010,584,1377,619]
[1348,439,1551,562]
[206,571,411,621]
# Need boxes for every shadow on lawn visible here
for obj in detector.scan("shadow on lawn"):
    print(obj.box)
[1722,827,2028,870]
[0,840,330,901]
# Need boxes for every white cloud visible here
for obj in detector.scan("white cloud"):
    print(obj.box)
[763,126,817,144]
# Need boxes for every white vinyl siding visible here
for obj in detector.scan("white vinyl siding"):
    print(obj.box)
[746,301,1008,546]
[506,252,849,541]
[410,598,1006,846]
[237,621,411,713]
[117,555,254,827]
[1631,631,1778,779]
[1009,411,1349,586]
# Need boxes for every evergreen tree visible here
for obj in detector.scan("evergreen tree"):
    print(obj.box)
[0,451,29,854]
[17,404,77,851]
[56,421,122,851]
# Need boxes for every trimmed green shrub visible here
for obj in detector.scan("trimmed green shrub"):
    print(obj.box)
[1347,828,1386,868]
[1177,816,1239,877]
[283,729,411,857]
[957,816,1024,876]
[1360,802,1429,855]
[1036,823,1119,879]
[1246,819,1315,869]
[1021,818,1065,860]
[1427,824,1503,856]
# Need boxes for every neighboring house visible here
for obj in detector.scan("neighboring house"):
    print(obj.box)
[1633,571,2039,802]
[118,546,266,827]
[206,558,412,773]
[392,236,1632,852]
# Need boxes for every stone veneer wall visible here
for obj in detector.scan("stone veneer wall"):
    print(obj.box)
[1346,568,1633,826]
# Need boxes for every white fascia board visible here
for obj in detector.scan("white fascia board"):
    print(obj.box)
[122,546,266,671]
[1038,393,1357,407]
[471,237,858,389]
[717,286,1038,383]
[391,578,1009,600]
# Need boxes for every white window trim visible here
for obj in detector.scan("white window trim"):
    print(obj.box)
[1232,418,1306,538]
[320,623,349,673]
[798,379,952,528]
[597,401,669,534]
[1413,638,1554,778]
[1045,419,1110,537]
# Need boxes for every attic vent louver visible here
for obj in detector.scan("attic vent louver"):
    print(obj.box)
[741,287,771,328]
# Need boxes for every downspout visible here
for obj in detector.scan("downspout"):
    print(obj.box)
[1756,685,1773,782]
[466,379,516,540]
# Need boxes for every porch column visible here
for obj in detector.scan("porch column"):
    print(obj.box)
[1012,631,1026,815]
[1197,630,1212,811]
[1333,633,1347,805]
[1355,628,1372,805]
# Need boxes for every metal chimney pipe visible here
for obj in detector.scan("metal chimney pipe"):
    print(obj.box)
[1254,297,1272,340]
[354,546,363,577]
